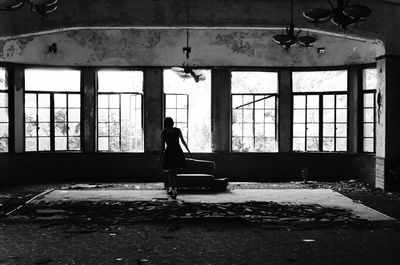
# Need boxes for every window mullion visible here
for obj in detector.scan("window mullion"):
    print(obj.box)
[319,94,323,151]
[50,93,55,151]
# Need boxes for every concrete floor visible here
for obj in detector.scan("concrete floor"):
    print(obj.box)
[0,182,399,265]
[36,188,393,221]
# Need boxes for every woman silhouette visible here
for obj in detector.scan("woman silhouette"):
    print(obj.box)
[159,117,190,199]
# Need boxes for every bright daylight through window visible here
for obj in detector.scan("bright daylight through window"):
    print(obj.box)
[363,68,377,153]
[0,68,8,152]
[25,69,81,152]
[292,70,348,152]
[231,71,278,152]
[164,70,211,153]
[97,70,144,152]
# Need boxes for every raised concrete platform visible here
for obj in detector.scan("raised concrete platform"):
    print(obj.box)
[32,188,394,221]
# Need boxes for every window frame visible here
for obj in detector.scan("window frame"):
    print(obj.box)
[164,93,189,144]
[292,91,348,152]
[231,92,278,153]
[96,90,144,152]
[0,68,9,153]
[24,91,82,152]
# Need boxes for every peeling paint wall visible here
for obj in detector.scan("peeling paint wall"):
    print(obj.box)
[0,29,379,67]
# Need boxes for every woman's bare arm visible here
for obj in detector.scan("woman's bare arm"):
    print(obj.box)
[178,129,190,154]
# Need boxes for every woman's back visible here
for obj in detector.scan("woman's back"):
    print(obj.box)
[162,127,181,149]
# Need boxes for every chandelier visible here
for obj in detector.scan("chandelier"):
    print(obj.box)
[0,0,57,15]
[272,0,317,50]
[303,0,372,31]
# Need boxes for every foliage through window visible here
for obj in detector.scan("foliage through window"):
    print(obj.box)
[292,70,348,152]
[231,71,278,152]
[0,68,8,152]
[97,70,144,152]
[363,68,377,153]
[164,70,211,152]
[24,69,81,152]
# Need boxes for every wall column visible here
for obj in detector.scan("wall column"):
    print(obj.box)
[211,69,231,152]
[347,68,362,154]
[82,68,96,152]
[144,68,163,153]
[12,65,24,153]
[375,56,400,190]
[278,69,292,152]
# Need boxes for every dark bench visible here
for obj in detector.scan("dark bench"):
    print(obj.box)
[163,158,228,191]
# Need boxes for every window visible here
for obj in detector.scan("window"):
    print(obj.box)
[165,94,189,143]
[0,68,8,152]
[97,70,143,152]
[292,70,348,152]
[25,69,81,152]
[231,71,278,152]
[164,70,211,152]
[363,68,377,153]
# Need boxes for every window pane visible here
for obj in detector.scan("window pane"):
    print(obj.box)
[0,123,8,137]
[255,109,264,123]
[38,108,50,122]
[0,108,8,122]
[0,93,8,107]
[323,137,334,151]
[38,137,50,151]
[68,94,80,108]
[293,138,305,151]
[265,124,275,137]
[25,108,37,122]
[232,123,242,137]
[0,136,8,152]
[293,95,306,109]
[54,94,66,108]
[109,95,120,108]
[336,138,347,151]
[264,110,275,123]
[98,137,109,151]
[38,122,50,136]
[307,95,319,108]
[38,94,50,107]
[69,137,81,151]
[364,108,374,122]
[293,110,305,123]
[177,95,188,108]
[231,72,278,93]
[25,69,80,92]
[364,68,377,91]
[25,94,37,108]
[98,109,108,122]
[98,95,109,108]
[307,109,319,123]
[336,95,347,108]
[110,109,119,122]
[98,71,143,93]
[243,123,253,137]
[336,109,347,122]
[165,94,176,108]
[363,93,374,107]
[232,137,243,152]
[364,123,374,137]
[293,70,347,92]
[55,122,67,136]
[323,123,335,137]
[55,137,67,150]
[323,109,334,122]
[307,124,319,137]
[293,124,305,137]
[55,108,67,123]
[68,109,80,122]
[176,109,187,123]
[98,123,108,137]
[25,123,37,137]
[323,95,334,108]
[0,68,7,91]
[363,138,374,152]
[306,137,319,151]
[68,123,80,137]
[242,137,253,152]
[336,124,347,137]
[25,138,37,151]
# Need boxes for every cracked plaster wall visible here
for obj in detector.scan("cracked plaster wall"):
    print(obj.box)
[0,29,380,67]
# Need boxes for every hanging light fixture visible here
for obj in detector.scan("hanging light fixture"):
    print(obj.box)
[272,0,316,50]
[0,0,57,15]
[171,0,206,82]
[303,0,372,32]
